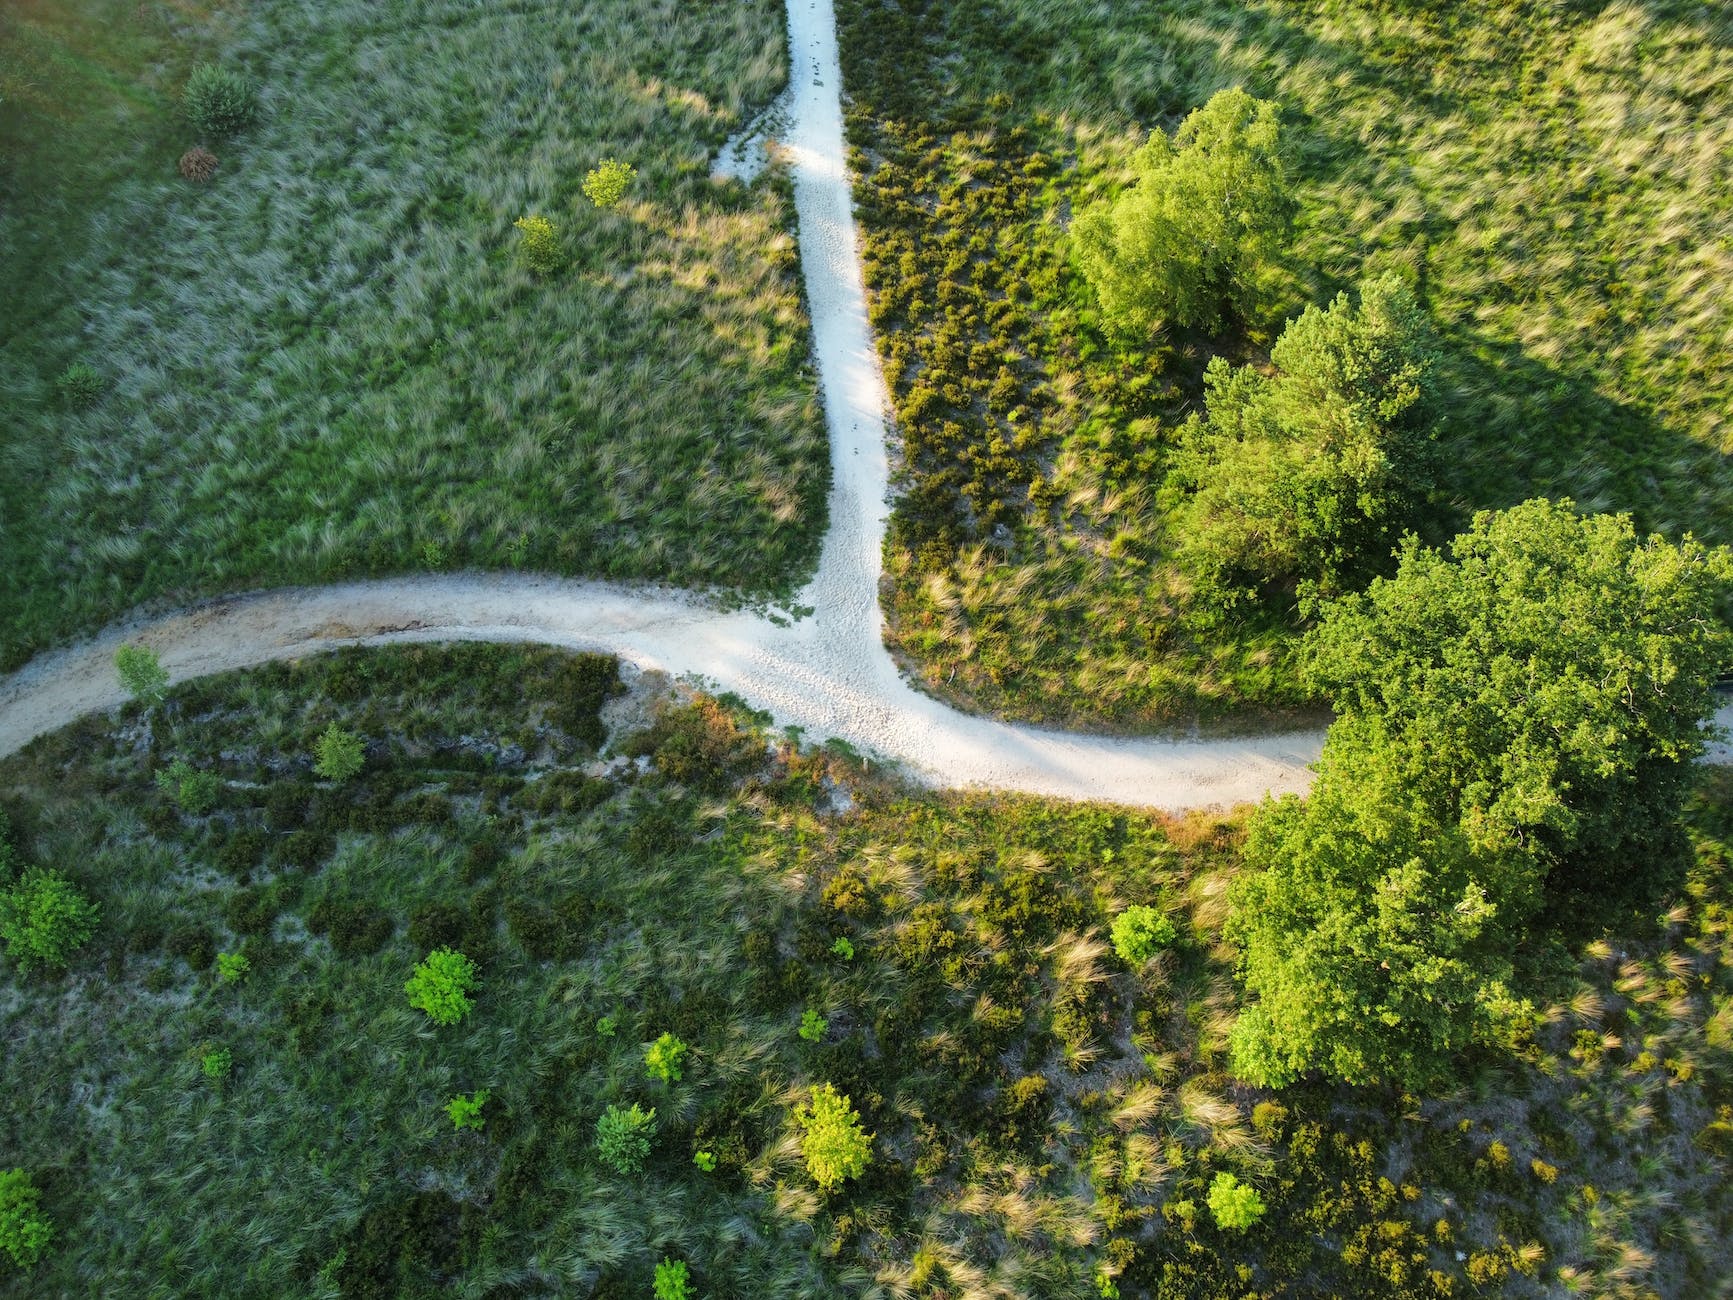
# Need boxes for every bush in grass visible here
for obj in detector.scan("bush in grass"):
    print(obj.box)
[0,868,98,973]
[405,947,478,1026]
[200,1045,233,1082]
[831,936,854,961]
[216,951,250,984]
[312,724,365,781]
[1207,1172,1266,1230]
[798,1008,827,1042]
[653,1258,690,1300]
[595,1102,657,1174]
[794,1083,871,1192]
[645,1032,688,1084]
[1074,87,1290,335]
[512,215,562,274]
[0,1169,51,1270]
[54,361,103,409]
[182,63,258,138]
[155,759,222,815]
[1109,904,1175,966]
[582,157,636,209]
[115,644,168,701]
[693,1149,717,1172]
[446,1089,489,1131]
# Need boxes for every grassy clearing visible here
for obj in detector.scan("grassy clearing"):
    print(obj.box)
[0,645,1728,1296]
[0,0,824,672]
[837,0,1733,729]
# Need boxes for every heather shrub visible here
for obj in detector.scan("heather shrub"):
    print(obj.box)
[0,1169,51,1270]
[405,947,479,1026]
[0,867,99,973]
[595,1102,657,1174]
[582,157,636,209]
[182,63,258,137]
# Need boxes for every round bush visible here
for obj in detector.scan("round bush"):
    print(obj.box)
[182,64,258,138]
[1110,903,1176,966]
[405,947,479,1025]
[0,1169,52,1270]
[595,1102,657,1174]
[1207,1171,1266,1230]
[0,867,99,973]
[54,362,103,409]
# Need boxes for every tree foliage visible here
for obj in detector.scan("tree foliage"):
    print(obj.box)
[1074,87,1291,336]
[0,1169,51,1270]
[794,1083,872,1192]
[1170,274,1440,607]
[1229,501,1733,1087]
[0,867,99,974]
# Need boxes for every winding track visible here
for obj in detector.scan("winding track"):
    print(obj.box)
[0,0,1329,808]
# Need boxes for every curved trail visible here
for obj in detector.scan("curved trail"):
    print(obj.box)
[0,0,1328,809]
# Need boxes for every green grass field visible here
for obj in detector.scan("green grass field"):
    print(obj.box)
[0,0,824,672]
[838,0,1733,729]
[0,645,1727,1296]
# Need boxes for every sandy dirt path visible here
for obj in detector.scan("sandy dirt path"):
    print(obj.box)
[0,0,1330,809]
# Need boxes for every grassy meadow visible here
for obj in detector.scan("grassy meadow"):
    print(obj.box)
[837,0,1733,728]
[0,644,1728,1297]
[0,0,825,672]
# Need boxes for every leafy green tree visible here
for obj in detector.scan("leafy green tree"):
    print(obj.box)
[405,947,479,1026]
[1228,501,1733,1087]
[0,867,99,974]
[115,644,168,702]
[312,724,366,781]
[644,1032,688,1084]
[1074,88,1291,336]
[1110,904,1176,965]
[1308,500,1733,925]
[0,1169,52,1270]
[595,1102,657,1174]
[1170,274,1440,607]
[582,157,636,209]
[1206,1172,1266,1230]
[794,1083,872,1192]
[512,214,562,275]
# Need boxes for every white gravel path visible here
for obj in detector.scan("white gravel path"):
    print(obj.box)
[0,0,1332,809]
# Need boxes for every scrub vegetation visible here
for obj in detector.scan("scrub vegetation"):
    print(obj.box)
[0,0,825,672]
[0,643,1728,1297]
[837,0,1733,728]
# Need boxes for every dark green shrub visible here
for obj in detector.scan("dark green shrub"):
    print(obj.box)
[0,867,99,972]
[182,63,258,138]
[503,892,590,960]
[264,782,311,831]
[308,899,393,956]
[409,902,467,952]
[595,1102,657,1174]
[155,759,222,815]
[624,698,765,792]
[332,1192,467,1298]
[0,1168,51,1269]
[277,829,335,873]
[225,888,278,939]
[216,828,269,878]
[166,922,215,971]
[54,362,103,409]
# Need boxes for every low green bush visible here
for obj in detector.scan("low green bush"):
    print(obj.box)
[200,1045,233,1082]
[216,951,249,984]
[405,947,479,1026]
[794,1083,872,1192]
[1206,1172,1266,1230]
[182,63,258,138]
[446,1089,489,1131]
[1110,904,1175,965]
[114,645,168,702]
[311,724,365,781]
[645,1032,688,1084]
[652,1257,690,1300]
[582,157,636,209]
[595,1102,657,1174]
[0,867,98,973]
[0,1169,51,1270]
[54,361,103,409]
[512,215,562,274]
[798,1008,828,1042]
[154,759,222,815]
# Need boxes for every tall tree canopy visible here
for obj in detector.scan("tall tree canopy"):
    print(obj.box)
[1074,87,1291,336]
[1169,273,1441,607]
[1229,500,1733,1088]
